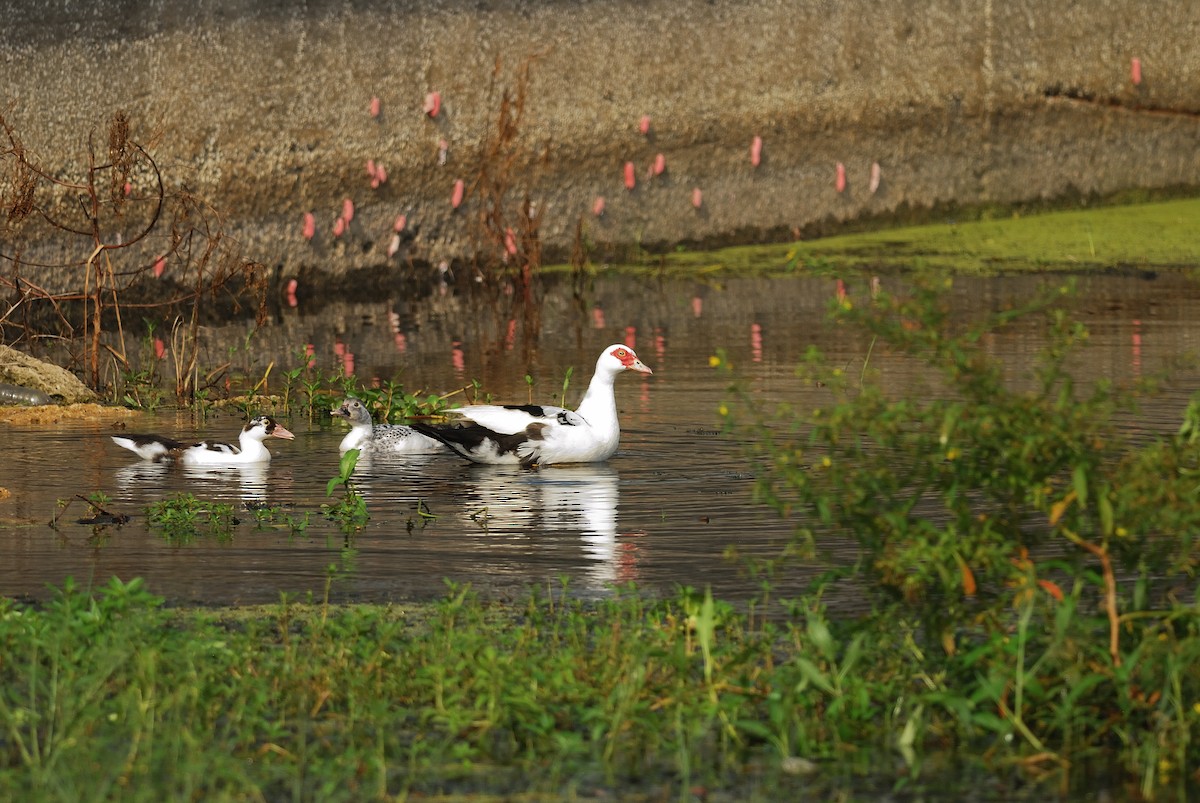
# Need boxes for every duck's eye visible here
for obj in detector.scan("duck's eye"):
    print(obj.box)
[616,349,627,357]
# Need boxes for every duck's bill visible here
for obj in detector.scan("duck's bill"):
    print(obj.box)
[631,359,653,374]
[271,424,296,440]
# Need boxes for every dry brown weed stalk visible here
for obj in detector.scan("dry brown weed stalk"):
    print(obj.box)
[0,110,266,399]
[470,54,550,350]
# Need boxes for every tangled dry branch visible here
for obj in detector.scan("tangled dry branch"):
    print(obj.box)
[0,110,267,399]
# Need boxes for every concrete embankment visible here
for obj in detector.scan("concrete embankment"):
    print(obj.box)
[2,0,1198,286]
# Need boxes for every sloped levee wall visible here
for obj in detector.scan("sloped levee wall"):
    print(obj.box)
[2,0,1198,284]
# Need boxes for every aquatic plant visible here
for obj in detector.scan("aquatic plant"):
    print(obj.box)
[249,504,311,538]
[50,491,131,538]
[722,270,1200,795]
[321,449,369,537]
[272,347,458,424]
[146,493,239,543]
[329,377,457,424]
[145,494,311,544]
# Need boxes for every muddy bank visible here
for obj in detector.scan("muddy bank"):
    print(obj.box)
[2,0,1198,286]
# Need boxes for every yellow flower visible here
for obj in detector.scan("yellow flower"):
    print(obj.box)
[1192,702,1200,715]
[718,404,728,417]
[946,448,961,460]
[708,355,721,368]
[821,456,832,468]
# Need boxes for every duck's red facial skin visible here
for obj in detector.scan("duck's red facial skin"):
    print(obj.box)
[610,346,636,366]
[610,345,653,374]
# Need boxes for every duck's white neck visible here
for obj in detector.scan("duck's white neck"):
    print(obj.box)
[340,420,374,452]
[575,368,620,430]
[235,432,272,462]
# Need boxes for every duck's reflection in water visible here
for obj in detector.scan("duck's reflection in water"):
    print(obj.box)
[464,464,639,591]
[350,456,639,590]
[535,465,629,588]
[114,461,278,505]
[113,460,170,491]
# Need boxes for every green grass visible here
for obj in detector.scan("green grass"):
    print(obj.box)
[549,196,1200,277]
[3,571,1197,800]
[0,579,884,801]
[783,197,1200,275]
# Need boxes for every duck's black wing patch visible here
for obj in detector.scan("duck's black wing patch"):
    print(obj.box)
[125,434,188,451]
[504,404,553,418]
[191,440,240,455]
[411,422,529,461]
[500,405,583,427]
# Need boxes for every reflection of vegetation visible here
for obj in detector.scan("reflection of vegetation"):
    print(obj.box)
[723,271,1200,796]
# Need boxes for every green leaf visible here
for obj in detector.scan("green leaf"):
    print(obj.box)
[1063,672,1107,707]
[806,615,835,661]
[793,657,836,696]
[970,711,1012,735]
[836,632,866,683]
[1071,464,1088,507]
[1097,489,1113,537]
[736,719,775,741]
[340,448,361,479]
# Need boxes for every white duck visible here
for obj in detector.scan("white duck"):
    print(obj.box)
[330,397,446,455]
[412,344,653,467]
[111,415,295,465]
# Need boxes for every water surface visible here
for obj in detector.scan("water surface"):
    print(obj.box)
[2,271,1198,605]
